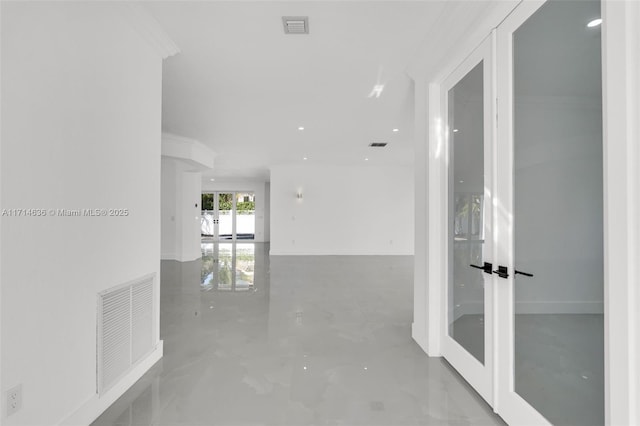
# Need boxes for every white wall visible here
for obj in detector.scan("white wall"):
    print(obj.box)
[161,158,202,262]
[270,165,414,255]
[513,97,603,313]
[1,3,167,424]
[201,180,270,242]
[264,183,271,242]
[161,159,178,259]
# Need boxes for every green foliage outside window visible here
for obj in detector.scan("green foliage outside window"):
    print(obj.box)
[201,193,254,213]
[202,193,214,210]
[236,201,254,214]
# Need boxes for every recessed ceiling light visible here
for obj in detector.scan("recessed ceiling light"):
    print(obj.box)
[453,129,459,133]
[303,157,308,160]
[210,178,215,181]
[392,128,399,132]
[587,18,602,28]
[364,158,369,161]
[298,126,304,131]
[459,180,464,183]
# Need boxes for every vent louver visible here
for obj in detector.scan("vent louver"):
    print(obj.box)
[97,274,155,394]
[369,142,388,148]
[283,16,309,34]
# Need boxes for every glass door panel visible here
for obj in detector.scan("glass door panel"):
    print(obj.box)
[218,193,234,240]
[495,0,605,424]
[449,62,486,364]
[201,193,215,238]
[235,192,255,240]
[512,0,604,424]
[441,36,494,404]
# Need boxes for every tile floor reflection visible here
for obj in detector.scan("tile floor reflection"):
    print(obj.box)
[93,243,504,426]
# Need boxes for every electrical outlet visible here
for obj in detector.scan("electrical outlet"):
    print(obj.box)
[6,384,22,416]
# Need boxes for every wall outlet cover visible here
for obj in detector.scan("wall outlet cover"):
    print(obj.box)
[6,384,22,417]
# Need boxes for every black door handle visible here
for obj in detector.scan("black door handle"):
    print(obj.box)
[470,262,493,274]
[493,265,509,278]
[515,270,534,277]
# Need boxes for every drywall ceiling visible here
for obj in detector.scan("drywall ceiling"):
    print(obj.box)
[144,1,449,181]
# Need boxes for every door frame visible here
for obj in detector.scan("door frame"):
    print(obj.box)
[439,33,496,405]
[202,191,256,242]
[416,0,640,424]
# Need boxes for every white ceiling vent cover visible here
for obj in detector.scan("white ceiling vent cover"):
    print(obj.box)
[97,274,155,395]
[283,16,309,34]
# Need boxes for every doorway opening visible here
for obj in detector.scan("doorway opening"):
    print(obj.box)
[201,192,256,241]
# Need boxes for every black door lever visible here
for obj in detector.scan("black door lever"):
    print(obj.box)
[493,265,509,278]
[470,262,493,274]
[515,270,534,277]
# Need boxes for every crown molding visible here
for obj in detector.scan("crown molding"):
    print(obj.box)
[118,3,180,60]
[406,0,519,82]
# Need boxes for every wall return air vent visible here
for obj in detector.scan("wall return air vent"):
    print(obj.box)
[369,142,388,148]
[97,274,155,395]
[282,16,309,34]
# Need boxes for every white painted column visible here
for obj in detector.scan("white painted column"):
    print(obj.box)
[412,77,430,354]
[161,133,214,262]
[602,1,640,424]
[161,159,203,262]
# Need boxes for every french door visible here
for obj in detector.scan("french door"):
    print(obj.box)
[441,35,495,405]
[443,0,605,424]
[495,0,604,424]
[201,192,234,240]
[202,192,256,241]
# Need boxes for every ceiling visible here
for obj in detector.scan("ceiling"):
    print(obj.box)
[144,1,450,181]
[514,0,602,97]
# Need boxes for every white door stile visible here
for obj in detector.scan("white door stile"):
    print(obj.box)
[440,34,495,406]
[494,0,552,424]
[488,29,500,413]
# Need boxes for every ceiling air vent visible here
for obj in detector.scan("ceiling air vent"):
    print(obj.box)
[283,16,309,34]
[369,142,388,148]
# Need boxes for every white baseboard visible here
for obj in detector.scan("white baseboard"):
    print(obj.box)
[412,322,434,356]
[59,341,163,426]
[515,300,603,314]
[269,249,414,256]
[452,302,484,322]
[161,252,201,262]
[452,300,604,322]
[161,251,179,260]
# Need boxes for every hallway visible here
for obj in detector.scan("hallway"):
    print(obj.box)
[93,243,503,425]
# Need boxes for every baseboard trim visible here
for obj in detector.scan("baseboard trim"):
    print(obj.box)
[269,251,415,256]
[516,300,603,314]
[412,322,433,356]
[452,300,603,322]
[59,341,163,426]
[161,252,201,262]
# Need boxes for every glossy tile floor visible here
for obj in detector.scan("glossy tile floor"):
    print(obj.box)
[93,243,505,426]
[514,313,604,426]
[453,313,604,425]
